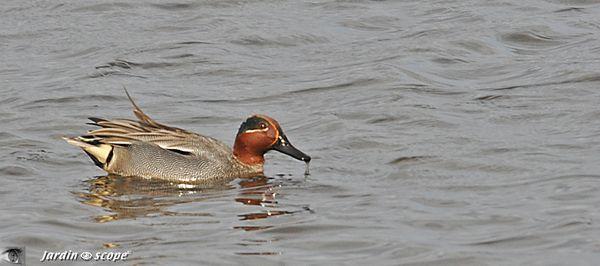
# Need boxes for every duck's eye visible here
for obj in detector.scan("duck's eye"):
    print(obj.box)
[259,122,268,129]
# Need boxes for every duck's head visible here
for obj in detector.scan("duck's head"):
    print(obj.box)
[233,115,311,166]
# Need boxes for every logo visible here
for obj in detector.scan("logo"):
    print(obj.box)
[79,252,92,261]
[0,247,24,265]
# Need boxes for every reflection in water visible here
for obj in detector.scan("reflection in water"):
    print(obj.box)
[234,175,314,232]
[74,175,311,231]
[75,175,230,222]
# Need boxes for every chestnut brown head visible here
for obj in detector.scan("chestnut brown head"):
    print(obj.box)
[233,115,311,166]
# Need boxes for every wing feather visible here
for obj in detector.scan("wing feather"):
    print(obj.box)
[82,88,232,159]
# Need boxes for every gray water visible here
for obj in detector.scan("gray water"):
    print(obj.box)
[2,0,600,265]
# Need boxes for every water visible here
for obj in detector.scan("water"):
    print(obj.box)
[2,0,600,264]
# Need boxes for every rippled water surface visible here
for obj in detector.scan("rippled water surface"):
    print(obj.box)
[2,0,600,265]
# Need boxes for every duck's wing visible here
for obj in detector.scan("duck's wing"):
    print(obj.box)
[80,89,232,160]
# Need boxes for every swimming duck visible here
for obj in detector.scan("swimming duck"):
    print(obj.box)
[63,90,311,182]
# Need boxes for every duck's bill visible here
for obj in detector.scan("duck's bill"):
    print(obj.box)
[272,135,311,163]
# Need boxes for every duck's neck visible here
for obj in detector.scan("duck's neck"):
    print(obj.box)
[233,140,265,166]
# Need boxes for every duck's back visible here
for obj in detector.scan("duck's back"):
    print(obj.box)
[64,89,263,182]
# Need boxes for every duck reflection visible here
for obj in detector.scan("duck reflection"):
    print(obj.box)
[75,175,308,229]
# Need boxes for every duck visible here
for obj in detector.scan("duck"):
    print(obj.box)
[63,89,311,182]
